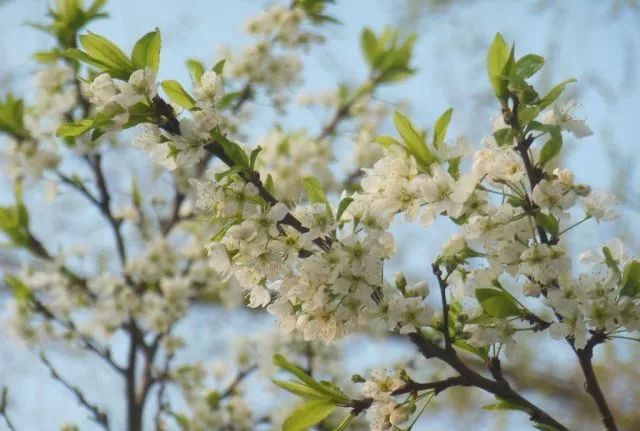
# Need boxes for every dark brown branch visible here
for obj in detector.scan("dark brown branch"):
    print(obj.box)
[393,375,469,396]
[151,95,332,254]
[87,154,128,265]
[220,365,258,400]
[153,351,175,430]
[40,353,110,430]
[504,94,618,431]
[407,332,569,431]
[574,332,617,431]
[125,319,143,431]
[31,299,125,375]
[0,387,17,431]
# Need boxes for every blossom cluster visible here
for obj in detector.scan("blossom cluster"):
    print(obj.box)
[220,4,326,110]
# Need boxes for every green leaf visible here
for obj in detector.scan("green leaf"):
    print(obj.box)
[508,75,539,105]
[4,275,32,303]
[79,32,133,72]
[283,399,336,431]
[516,54,544,79]
[211,130,250,169]
[249,146,262,170]
[483,399,529,412]
[57,119,95,137]
[538,131,562,167]
[33,50,62,63]
[65,47,110,69]
[302,177,329,206]
[487,33,511,100]
[186,59,205,83]
[332,414,355,431]
[205,391,220,408]
[87,0,108,16]
[453,339,489,360]
[602,246,619,271]
[393,111,435,168]
[535,212,559,238]
[493,128,514,147]
[336,197,353,221]
[265,174,275,194]
[360,28,377,67]
[538,79,576,111]
[210,217,242,242]
[131,29,161,74]
[0,94,29,139]
[433,108,453,151]
[273,354,348,403]
[517,105,539,126]
[161,80,196,109]
[0,207,19,230]
[373,135,401,149]
[272,379,329,399]
[621,261,640,297]
[212,59,226,75]
[475,288,521,318]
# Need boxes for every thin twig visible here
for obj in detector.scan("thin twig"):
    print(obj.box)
[40,353,110,430]
[0,387,17,431]
[31,299,125,374]
[220,365,258,400]
[432,263,452,351]
[407,332,569,430]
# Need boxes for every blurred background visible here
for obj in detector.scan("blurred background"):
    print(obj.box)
[1,0,639,429]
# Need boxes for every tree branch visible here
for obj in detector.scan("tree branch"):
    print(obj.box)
[504,94,618,431]
[40,353,110,430]
[31,299,125,375]
[0,387,17,431]
[220,365,258,400]
[432,263,452,351]
[407,332,569,431]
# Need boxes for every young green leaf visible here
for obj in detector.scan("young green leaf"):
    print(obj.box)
[393,111,435,168]
[516,54,544,79]
[249,146,262,170]
[161,80,196,109]
[273,354,348,403]
[186,59,205,83]
[538,132,562,167]
[535,212,559,238]
[621,261,640,297]
[517,105,539,126]
[433,108,453,151]
[360,28,377,66]
[4,275,32,303]
[272,379,329,399]
[493,128,514,147]
[131,29,161,73]
[475,288,521,318]
[373,135,401,149]
[538,79,576,111]
[283,399,336,431]
[302,177,329,206]
[212,59,226,75]
[332,414,355,431]
[336,197,353,221]
[79,32,133,72]
[211,130,250,169]
[57,119,95,137]
[486,33,511,99]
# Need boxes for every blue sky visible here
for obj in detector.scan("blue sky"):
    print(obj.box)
[1,0,639,429]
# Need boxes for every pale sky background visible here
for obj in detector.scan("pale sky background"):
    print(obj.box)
[0,0,639,429]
